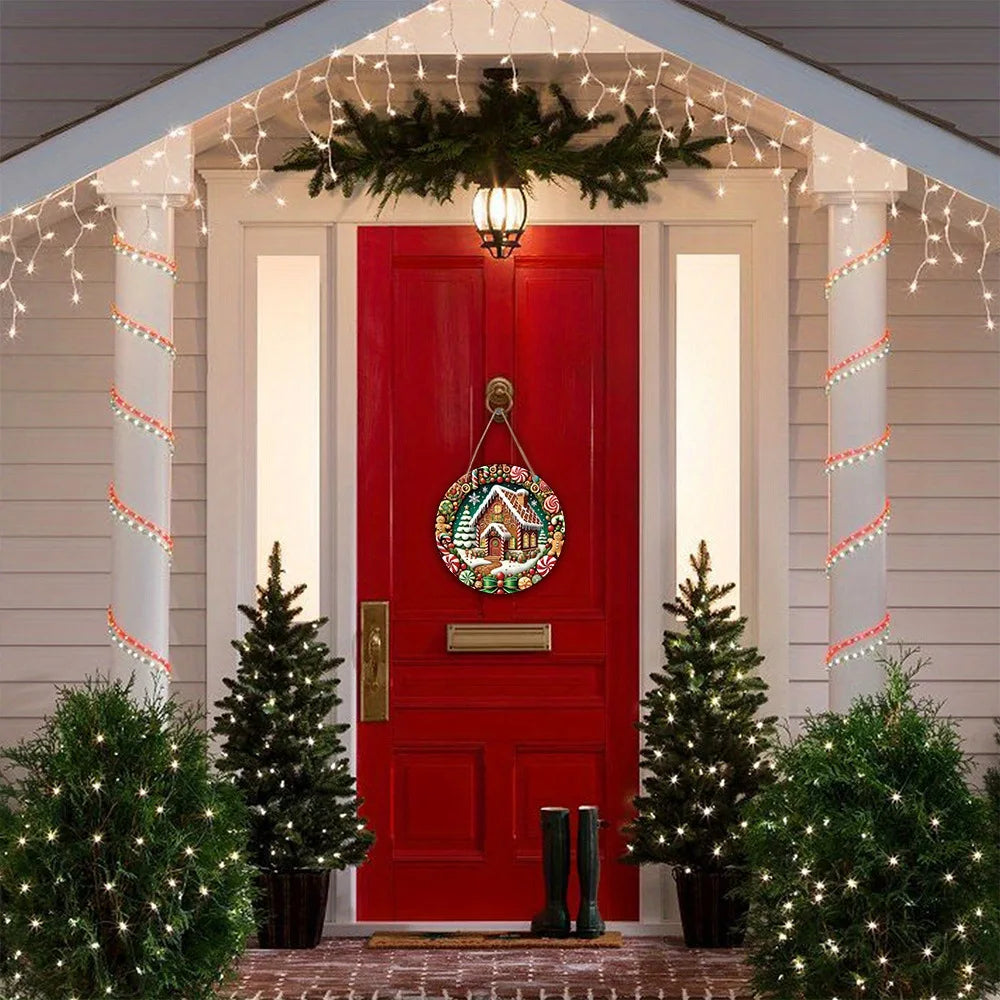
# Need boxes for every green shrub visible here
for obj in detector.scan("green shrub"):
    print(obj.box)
[742,650,1000,999]
[984,721,999,845]
[0,678,255,1000]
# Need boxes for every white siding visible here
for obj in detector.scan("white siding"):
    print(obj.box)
[788,196,1000,779]
[0,209,207,741]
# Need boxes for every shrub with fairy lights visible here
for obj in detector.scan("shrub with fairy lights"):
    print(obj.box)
[622,540,777,872]
[742,649,1000,1000]
[0,678,255,1000]
[213,541,374,873]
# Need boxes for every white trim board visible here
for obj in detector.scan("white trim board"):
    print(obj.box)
[2,0,998,215]
[203,166,790,925]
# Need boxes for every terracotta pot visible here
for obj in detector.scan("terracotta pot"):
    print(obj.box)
[256,869,330,949]
[672,867,747,948]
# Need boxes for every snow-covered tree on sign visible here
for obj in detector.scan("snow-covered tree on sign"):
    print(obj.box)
[453,509,477,550]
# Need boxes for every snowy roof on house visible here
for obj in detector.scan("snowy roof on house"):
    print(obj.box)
[472,486,543,531]
[0,0,997,214]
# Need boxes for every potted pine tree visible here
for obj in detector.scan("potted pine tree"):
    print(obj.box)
[623,541,776,947]
[213,542,374,949]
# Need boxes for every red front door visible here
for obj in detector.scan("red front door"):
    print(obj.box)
[357,225,639,920]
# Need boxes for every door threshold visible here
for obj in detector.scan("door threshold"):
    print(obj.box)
[325,921,682,938]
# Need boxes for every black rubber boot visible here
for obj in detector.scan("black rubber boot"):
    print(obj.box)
[530,807,571,937]
[575,805,606,938]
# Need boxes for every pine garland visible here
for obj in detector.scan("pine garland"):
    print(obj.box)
[275,77,725,209]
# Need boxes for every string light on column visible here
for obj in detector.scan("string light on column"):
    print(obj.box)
[111,303,176,356]
[825,499,891,573]
[107,607,172,675]
[108,483,174,559]
[108,226,175,685]
[109,385,175,451]
[825,231,893,672]
[824,233,892,298]
[825,330,891,393]
[112,234,177,279]
[825,613,891,668]
[824,426,892,473]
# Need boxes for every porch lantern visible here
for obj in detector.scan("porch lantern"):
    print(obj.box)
[472,184,528,259]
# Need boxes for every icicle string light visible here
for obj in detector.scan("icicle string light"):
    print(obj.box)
[112,233,177,279]
[825,613,891,668]
[969,205,996,333]
[825,426,892,473]
[824,233,892,298]
[107,607,172,675]
[825,330,891,393]
[2,0,998,337]
[108,483,174,558]
[111,303,176,357]
[826,499,891,573]
[109,385,175,451]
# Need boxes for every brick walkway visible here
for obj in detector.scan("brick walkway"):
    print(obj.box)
[230,937,753,999]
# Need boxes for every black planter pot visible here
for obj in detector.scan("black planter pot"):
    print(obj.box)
[256,869,330,949]
[673,867,748,948]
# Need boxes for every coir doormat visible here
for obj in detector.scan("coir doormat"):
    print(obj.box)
[367,931,624,949]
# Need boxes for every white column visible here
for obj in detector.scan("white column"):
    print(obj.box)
[98,134,192,704]
[811,127,906,712]
[825,197,890,710]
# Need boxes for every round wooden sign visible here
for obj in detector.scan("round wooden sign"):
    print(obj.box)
[435,464,565,594]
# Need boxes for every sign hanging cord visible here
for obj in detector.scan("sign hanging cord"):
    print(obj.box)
[466,408,537,479]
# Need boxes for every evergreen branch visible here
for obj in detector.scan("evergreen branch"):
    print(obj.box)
[275,79,726,212]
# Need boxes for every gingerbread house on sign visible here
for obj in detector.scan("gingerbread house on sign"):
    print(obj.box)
[472,485,543,559]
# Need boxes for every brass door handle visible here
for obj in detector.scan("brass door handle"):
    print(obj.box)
[360,601,389,722]
[365,627,383,683]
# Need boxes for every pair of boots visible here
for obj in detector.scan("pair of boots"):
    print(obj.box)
[530,805,605,938]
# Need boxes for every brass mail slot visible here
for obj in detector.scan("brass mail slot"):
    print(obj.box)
[447,623,551,653]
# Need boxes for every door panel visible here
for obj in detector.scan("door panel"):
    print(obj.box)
[357,225,639,920]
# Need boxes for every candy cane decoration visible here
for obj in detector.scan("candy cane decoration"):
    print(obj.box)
[108,230,177,680]
[825,232,893,670]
